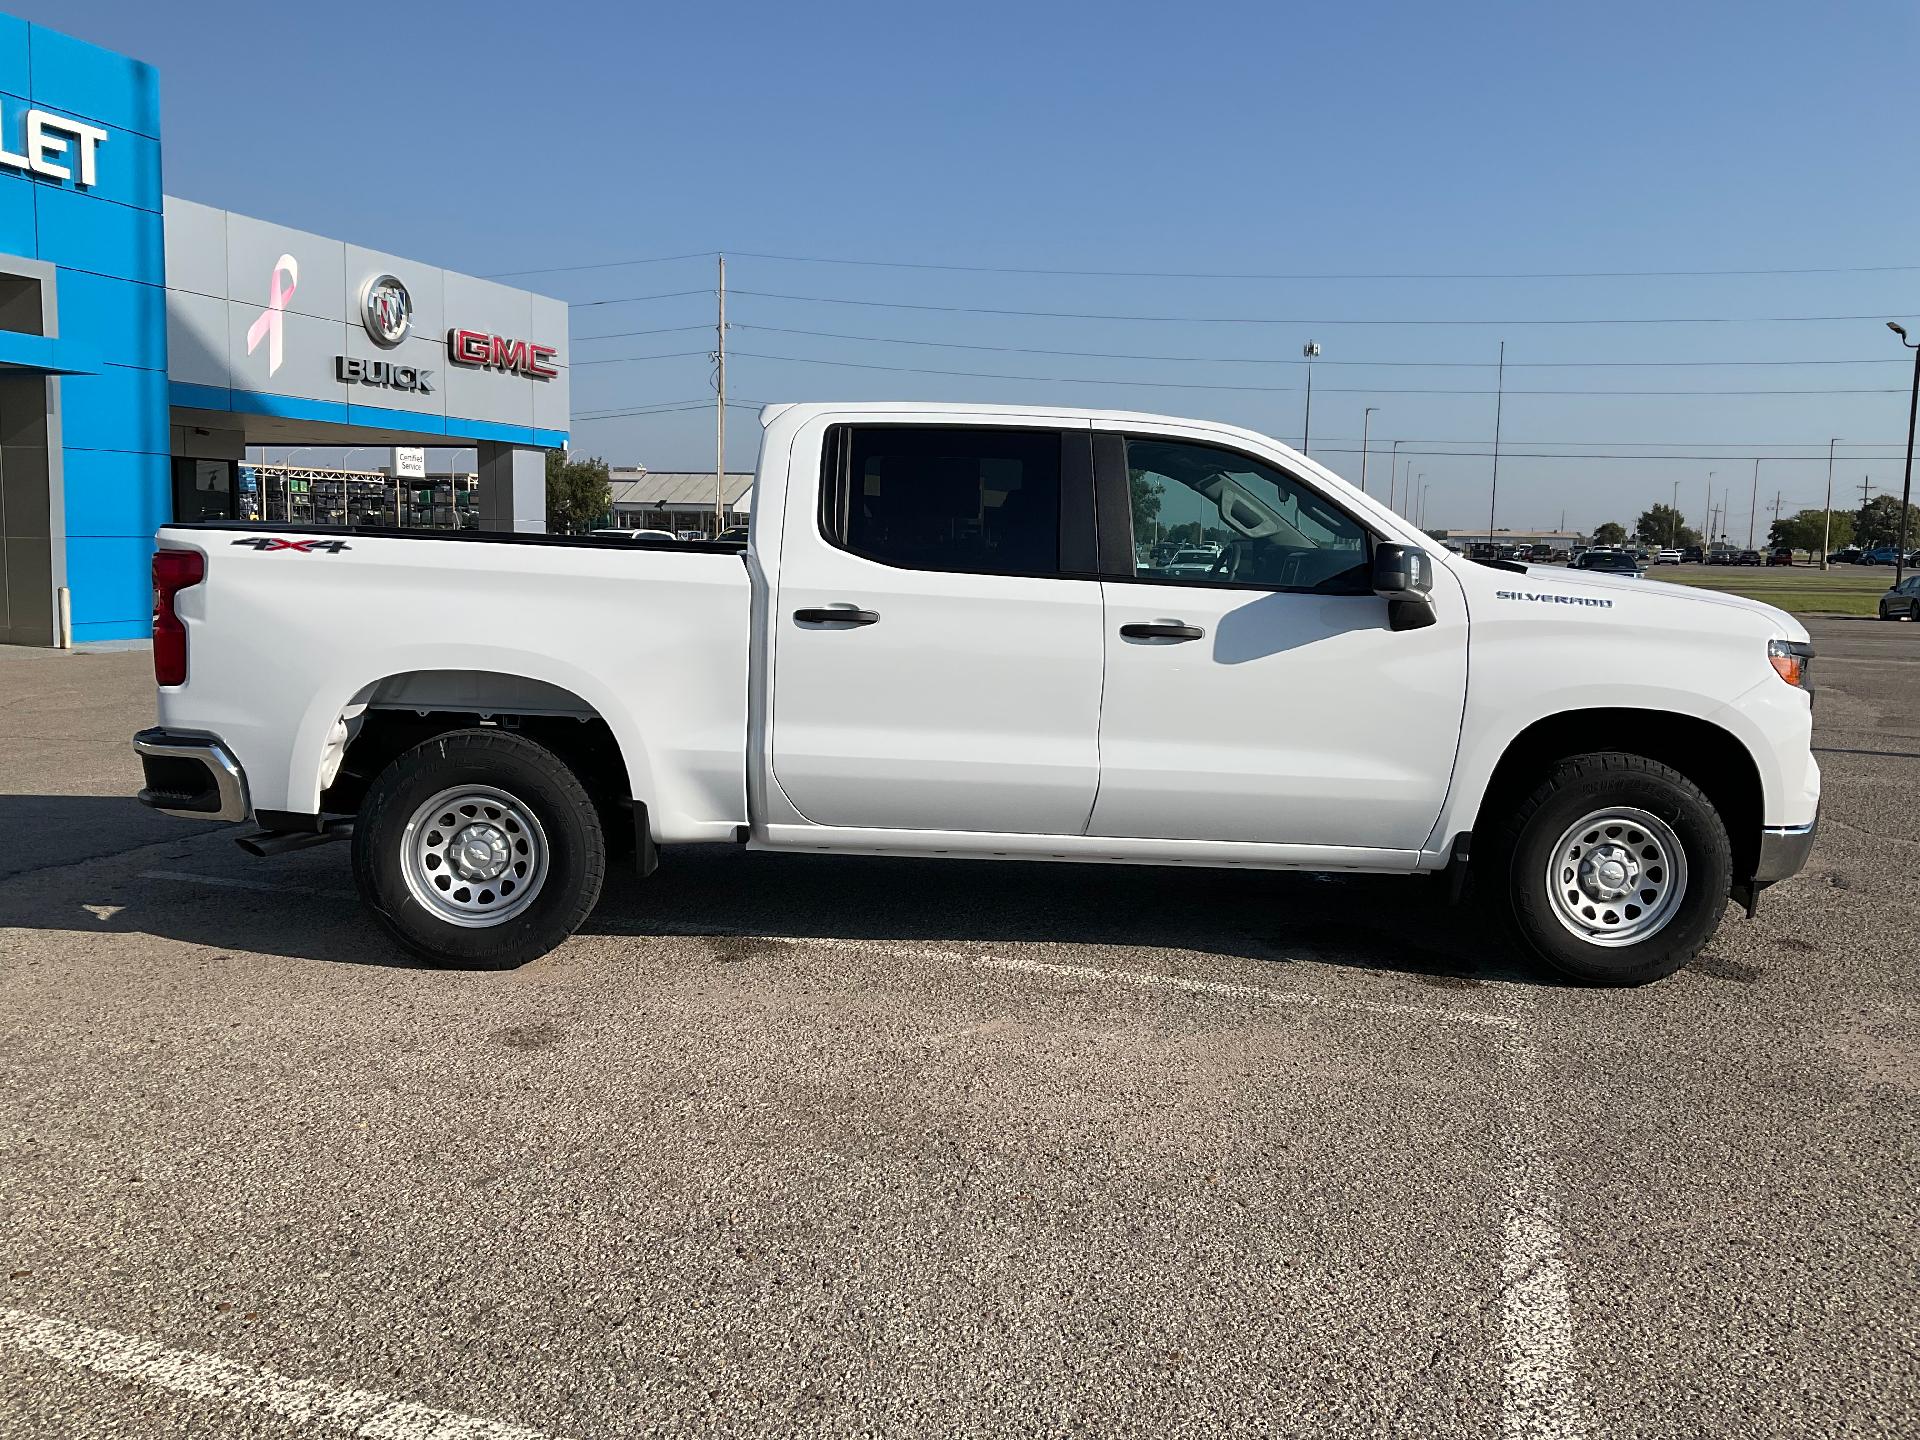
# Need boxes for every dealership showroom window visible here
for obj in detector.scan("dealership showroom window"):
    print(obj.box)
[0,12,569,645]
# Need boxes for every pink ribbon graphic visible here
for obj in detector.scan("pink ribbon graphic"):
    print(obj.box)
[246,253,299,376]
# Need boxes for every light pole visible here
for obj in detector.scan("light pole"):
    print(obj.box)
[1889,322,1919,586]
[1359,407,1378,496]
[1389,439,1402,514]
[1301,340,1321,454]
[1747,457,1760,552]
[1670,479,1680,548]
[1822,438,1840,569]
[1415,475,1428,529]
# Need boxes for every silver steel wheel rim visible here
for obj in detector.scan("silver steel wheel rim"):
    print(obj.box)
[1544,806,1688,948]
[400,785,549,928]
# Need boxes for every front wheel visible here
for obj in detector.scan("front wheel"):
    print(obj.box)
[352,728,606,968]
[1492,752,1731,986]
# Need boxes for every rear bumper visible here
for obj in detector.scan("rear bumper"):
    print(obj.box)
[132,728,250,822]
[1754,817,1817,885]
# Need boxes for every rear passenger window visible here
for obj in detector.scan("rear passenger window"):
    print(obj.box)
[823,426,1064,577]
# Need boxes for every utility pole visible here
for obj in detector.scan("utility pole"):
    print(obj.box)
[1301,340,1320,454]
[1390,440,1402,516]
[1670,479,1680,547]
[1859,474,1873,509]
[1704,472,1715,550]
[714,254,728,533]
[1821,437,1840,569]
[1486,339,1505,545]
[1359,407,1377,496]
[1891,321,1919,586]
[1748,458,1760,550]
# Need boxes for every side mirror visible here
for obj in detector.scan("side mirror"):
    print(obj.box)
[1373,542,1437,631]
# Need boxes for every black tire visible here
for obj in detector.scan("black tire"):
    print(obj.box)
[351,728,606,968]
[1489,752,1731,986]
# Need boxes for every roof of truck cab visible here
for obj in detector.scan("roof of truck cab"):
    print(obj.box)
[755,401,1301,451]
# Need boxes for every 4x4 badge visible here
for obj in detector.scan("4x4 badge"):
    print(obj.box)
[231,537,351,554]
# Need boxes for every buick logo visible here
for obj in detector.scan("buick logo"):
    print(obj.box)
[358,273,412,348]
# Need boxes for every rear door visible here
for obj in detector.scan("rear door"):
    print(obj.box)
[769,418,1104,835]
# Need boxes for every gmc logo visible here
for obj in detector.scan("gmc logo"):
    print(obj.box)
[448,328,558,380]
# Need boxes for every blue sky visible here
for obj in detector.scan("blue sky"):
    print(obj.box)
[23,0,1920,537]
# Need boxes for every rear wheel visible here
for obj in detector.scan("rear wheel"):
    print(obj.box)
[352,728,605,968]
[1491,752,1731,986]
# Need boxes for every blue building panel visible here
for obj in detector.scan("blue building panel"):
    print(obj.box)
[0,168,33,256]
[62,448,169,538]
[26,20,161,138]
[59,363,168,453]
[3,99,163,212]
[34,185,163,283]
[55,268,164,368]
[65,534,156,632]
[0,15,26,98]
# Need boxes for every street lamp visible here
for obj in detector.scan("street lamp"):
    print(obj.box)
[1359,407,1378,496]
[1389,439,1402,514]
[1301,340,1321,453]
[1821,438,1840,570]
[1670,479,1680,548]
[1890,322,1918,586]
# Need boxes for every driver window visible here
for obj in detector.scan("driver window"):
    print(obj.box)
[1125,437,1371,593]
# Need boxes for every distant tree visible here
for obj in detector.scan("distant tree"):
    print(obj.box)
[1634,505,1697,549]
[1853,493,1920,548]
[1768,508,1853,558]
[1592,521,1628,547]
[1130,472,1163,538]
[545,451,611,534]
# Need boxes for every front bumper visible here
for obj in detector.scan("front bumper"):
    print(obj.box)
[132,729,250,822]
[1754,817,1817,885]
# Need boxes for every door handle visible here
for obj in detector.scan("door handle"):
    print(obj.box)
[794,606,880,626]
[1120,621,1205,641]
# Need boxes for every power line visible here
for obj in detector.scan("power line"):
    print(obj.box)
[572,323,713,342]
[728,348,1904,397]
[484,245,1920,283]
[573,349,710,367]
[486,251,716,279]
[724,288,1914,328]
[731,322,1902,370]
[566,288,710,309]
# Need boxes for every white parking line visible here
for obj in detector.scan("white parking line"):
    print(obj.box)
[643,927,1517,1030]
[1494,994,1586,1440]
[0,1306,565,1439]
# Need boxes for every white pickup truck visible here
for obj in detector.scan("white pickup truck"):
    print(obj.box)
[133,403,1819,985]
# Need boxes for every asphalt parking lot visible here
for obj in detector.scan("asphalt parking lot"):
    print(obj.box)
[2,621,1916,1439]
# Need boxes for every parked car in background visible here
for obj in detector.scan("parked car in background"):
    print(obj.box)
[717,527,750,544]
[1706,549,1735,566]
[1735,550,1762,566]
[1154,547,1226,578]
[1861,545,1903,565]
[1880,575,1920,620]
[1769,548,1795,567]
[590,528,678,543]
[1575,548,1644,575]
[1654,549,1682,565]
[1680,546,1704,564]
[1828,547,1863,565]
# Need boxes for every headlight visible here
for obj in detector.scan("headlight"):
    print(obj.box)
[1768,639,1814,690]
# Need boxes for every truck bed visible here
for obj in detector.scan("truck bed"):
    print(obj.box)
[152,522,753,841]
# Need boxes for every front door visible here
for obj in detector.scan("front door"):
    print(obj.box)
[769,420,1105,835]
[1090,433,1467,852]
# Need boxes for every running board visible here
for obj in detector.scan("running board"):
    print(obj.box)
[235,820,354,857]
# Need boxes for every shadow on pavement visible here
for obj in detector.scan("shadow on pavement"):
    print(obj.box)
[0,792,1536,985]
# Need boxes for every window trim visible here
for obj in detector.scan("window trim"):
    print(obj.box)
[817,422,1099,581]
[1094,430,1380,596]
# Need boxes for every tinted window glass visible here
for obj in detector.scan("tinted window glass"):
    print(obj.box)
[1126,437,1370,592]
[829,427,1062,576]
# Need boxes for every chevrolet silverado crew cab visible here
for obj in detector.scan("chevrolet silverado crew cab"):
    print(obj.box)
[133,403,1819,986]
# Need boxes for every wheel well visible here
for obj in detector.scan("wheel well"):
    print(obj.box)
[319,674,632,835]
[1475,709,1763,880]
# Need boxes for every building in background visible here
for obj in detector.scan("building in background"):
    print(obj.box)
[0,14,569,645]
[608,469,754,537]
[1429,527,1589,551]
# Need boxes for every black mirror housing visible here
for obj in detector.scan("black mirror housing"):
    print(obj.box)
[1372,542,1433,600]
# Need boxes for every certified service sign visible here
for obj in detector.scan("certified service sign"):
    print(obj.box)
[358,273,412,348]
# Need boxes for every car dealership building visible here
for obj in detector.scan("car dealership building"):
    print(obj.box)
[0,13,569,645]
